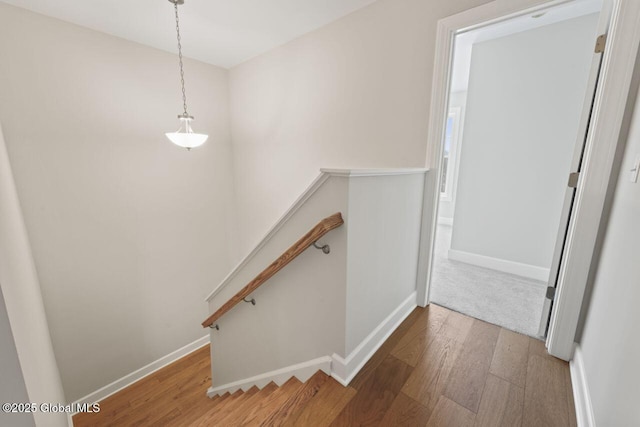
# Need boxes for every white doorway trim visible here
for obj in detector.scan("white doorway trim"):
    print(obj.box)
[416,0,640,361]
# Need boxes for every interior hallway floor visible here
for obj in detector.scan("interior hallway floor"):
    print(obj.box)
[429,223,548,338]
[72,304,577,426]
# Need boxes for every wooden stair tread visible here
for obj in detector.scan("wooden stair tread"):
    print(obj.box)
[218,389,244,407]
[187,389,229,424]
[208,386,260,425]
[281,377,356,427]
[216,381,278,427]
[237,377,303,426]
[171,391,222,427]
[260,371,330,427]
[195,390,243,425]
[208,394,221,407]
[216,391,231,403]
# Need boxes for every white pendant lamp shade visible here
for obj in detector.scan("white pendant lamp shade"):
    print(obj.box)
[166,0,208,150]
[165,114,208,150]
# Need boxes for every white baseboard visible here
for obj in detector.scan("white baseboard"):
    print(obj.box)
[207,356,332,397]
[448,249,549,282]
[570,344,595,427]
[438,217,453,226]
[331,291,417,386]
[70,335,209,412]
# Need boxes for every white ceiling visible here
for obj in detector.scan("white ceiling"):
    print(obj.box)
[0,0,377,68]
[450,0,603,93]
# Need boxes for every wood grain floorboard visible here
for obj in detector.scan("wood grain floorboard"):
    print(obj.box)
[238,377,302,426]
[330,355,413,427]
[261,370,329,426]
[253,378,305,426]
[444,319,500,413]
[281,378,356,427]
[173,393,224,427]
[127,378,164,409]
[144,407,183,427]
[474,374,524,427]
[378,392,431,427]
[173,385,212,415]
[154,346,210,382]
[349,307,424,390]
[489,328,530,388]
[73,306,580,427]
[72,396,131,426]
[206,386,259,426]
[401,334,463,412]
[426,396,476,427]
[171,387,219,427]
[523,354,571,427]
[73,346,213,427]
[218,383,278,427]
[391,304,450,366]
[528,337,559,361]
[438,308,475,343]
[106,400,181,427]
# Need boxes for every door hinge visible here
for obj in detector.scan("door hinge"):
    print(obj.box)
[568,172,580,188]
[546,286,556,300]
[595,34,607,53]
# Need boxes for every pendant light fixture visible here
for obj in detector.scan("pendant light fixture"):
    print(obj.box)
[165,0,208,150]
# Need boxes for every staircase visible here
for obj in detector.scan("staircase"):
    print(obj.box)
[182,371,355,426]
[204,169,428,396]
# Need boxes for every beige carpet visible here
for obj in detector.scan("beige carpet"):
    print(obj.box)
[429,223,547,338]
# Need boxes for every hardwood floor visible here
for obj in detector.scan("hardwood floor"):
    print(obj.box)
[73,304,577,426]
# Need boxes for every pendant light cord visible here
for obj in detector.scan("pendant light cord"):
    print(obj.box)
[173,1,189,117]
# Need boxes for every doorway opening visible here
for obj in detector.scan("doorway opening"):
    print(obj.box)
[428,0,603,338]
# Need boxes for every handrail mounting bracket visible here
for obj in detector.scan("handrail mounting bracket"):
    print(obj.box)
[312,241,330,254]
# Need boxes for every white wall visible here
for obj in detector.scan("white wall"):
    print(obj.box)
[0,287,36,427]
[345,173,424,353]
[577,84,640,426]
[0,125,66,426]
[228,0,492,257]
[0,3,236,402]
[451,14,599,272]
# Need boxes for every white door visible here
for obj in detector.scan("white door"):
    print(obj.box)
[538,32,608,337]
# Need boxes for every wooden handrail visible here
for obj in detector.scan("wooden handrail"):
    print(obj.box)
[202,212,344,328]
